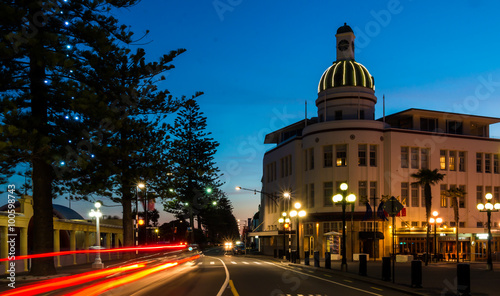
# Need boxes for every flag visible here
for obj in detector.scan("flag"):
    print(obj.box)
[362,202,372,221]
[377,202,389,221]
[148,198,156,211]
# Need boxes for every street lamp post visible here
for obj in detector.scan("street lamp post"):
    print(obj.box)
[278,213,290,260]
[89,201,104,269]
[477,193,500,270]
[290,202,306,263]
[333,183,356,272]
[429,211,442,262]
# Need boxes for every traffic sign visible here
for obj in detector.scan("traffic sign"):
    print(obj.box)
[383,196,404,216]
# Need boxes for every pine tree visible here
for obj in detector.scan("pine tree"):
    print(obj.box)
[161,99,221,242]
[0,0,183,274]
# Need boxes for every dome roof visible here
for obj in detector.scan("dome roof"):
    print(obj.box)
[318,60,375,93]
[336,23,353,34]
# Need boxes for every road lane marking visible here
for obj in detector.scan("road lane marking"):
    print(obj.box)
[324,274,332,277]
[206,256,230,296]
[210,262,215,265]
[254,262,261,264]
[344,279,353,283]
[371,287,383,291]
[265,262,383,296]
[231,261,237,264]
[229,280,240,296]
[242,262,249,264]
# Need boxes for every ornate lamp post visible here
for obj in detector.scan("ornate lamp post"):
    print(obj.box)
[89,201,104,269]
[429,211,442,262]
[477,192,500,270]
[290,202,306,262]
[332,183,356,272]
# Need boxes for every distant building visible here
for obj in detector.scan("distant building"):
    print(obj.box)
[251,23,500,262]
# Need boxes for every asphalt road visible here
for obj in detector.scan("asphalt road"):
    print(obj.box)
[2,248,419,295]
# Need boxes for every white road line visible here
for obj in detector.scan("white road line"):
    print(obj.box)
[231,261,237,264]
[242,262,249,264]
[206,256,230,296]
[254,262,261,265]
[210,261,215,265]
[265,262,383,296]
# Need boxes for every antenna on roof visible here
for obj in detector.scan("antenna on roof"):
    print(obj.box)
[383,94,386,123]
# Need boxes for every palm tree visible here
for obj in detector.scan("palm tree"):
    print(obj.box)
[445,187,466,263]
[411,169,445,265]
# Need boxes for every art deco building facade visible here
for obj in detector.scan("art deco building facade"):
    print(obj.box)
[255,24,500,262]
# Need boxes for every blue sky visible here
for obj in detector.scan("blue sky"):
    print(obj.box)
[48,0,500,223]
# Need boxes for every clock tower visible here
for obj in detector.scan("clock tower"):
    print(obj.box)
[336,23,355,61]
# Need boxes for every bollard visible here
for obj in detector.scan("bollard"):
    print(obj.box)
[305,251,310,265]
[314,251,320,267]
[382,257,391,281]
[286,251,290,261]
[411,260,422,288]
[457,263,470,296]
[274,249,277,258]
[324,252,331,269]
[278,249,283,259]
[291,251,296,263]
[359,254,367,276]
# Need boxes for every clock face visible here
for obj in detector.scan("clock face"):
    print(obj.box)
[338,39,349,51]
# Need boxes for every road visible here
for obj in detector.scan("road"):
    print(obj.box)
[3,248,416,296]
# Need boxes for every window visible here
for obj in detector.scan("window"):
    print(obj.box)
[401,182,409,206]
[281,158,285,178]
[306,183,315,208]
[304,184,309,208]
[323,182,333,206]
[447,120,463,134]
[440,184,448,208]
[495,187,500,204]
[401,147,409,168]
[421,148,429,170]
[421,185,426,207]
[304,223,313,235]
[440,150,447,170]
[411,221,419,227]
[360,110,365,119]
[420,117,437,132]
[370,145,377,167]
[450,221,456,227]
[370,182,377,207]
[358,144,367,166]
[449,151,456,171]
[459,185,466,208]
[358,181,367,205]
[309,148,314,170]
[323,146,333,167]
[477,222,483,228]
[476,153,483,173]
[459,222,465,228]
[266,162,277,183]
[476,186,483,203]
[335,110,343,120]
[421,221,427,227]
[459,151,466,172]
[336,144,347,167]
[411,183,419,207]
[495,154,499,174]
[411,147,419,169]
[485,154,491,173]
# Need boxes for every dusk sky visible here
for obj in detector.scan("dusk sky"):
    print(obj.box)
[51,0,500,224]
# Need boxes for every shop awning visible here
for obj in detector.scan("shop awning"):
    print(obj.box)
[247,231,278,237]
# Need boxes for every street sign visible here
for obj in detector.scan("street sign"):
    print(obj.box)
[383,196,404,216]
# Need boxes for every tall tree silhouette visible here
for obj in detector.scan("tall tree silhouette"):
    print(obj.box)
[411,169,445,265]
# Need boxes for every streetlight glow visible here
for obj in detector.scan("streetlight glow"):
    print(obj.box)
[340,183,348,191]
[290,210,297,217]
[294,202,301,209]
[235,186,241,190]
[138,183,145,189]
[485,193,493,200]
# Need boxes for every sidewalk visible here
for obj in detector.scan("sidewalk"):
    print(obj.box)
[283,257,499,296]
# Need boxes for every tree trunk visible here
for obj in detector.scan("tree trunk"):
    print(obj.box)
[424,184,432,266]
[120,182,134,259]
[29,44,56,275]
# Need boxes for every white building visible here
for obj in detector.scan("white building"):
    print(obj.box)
[253,23,500,262]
